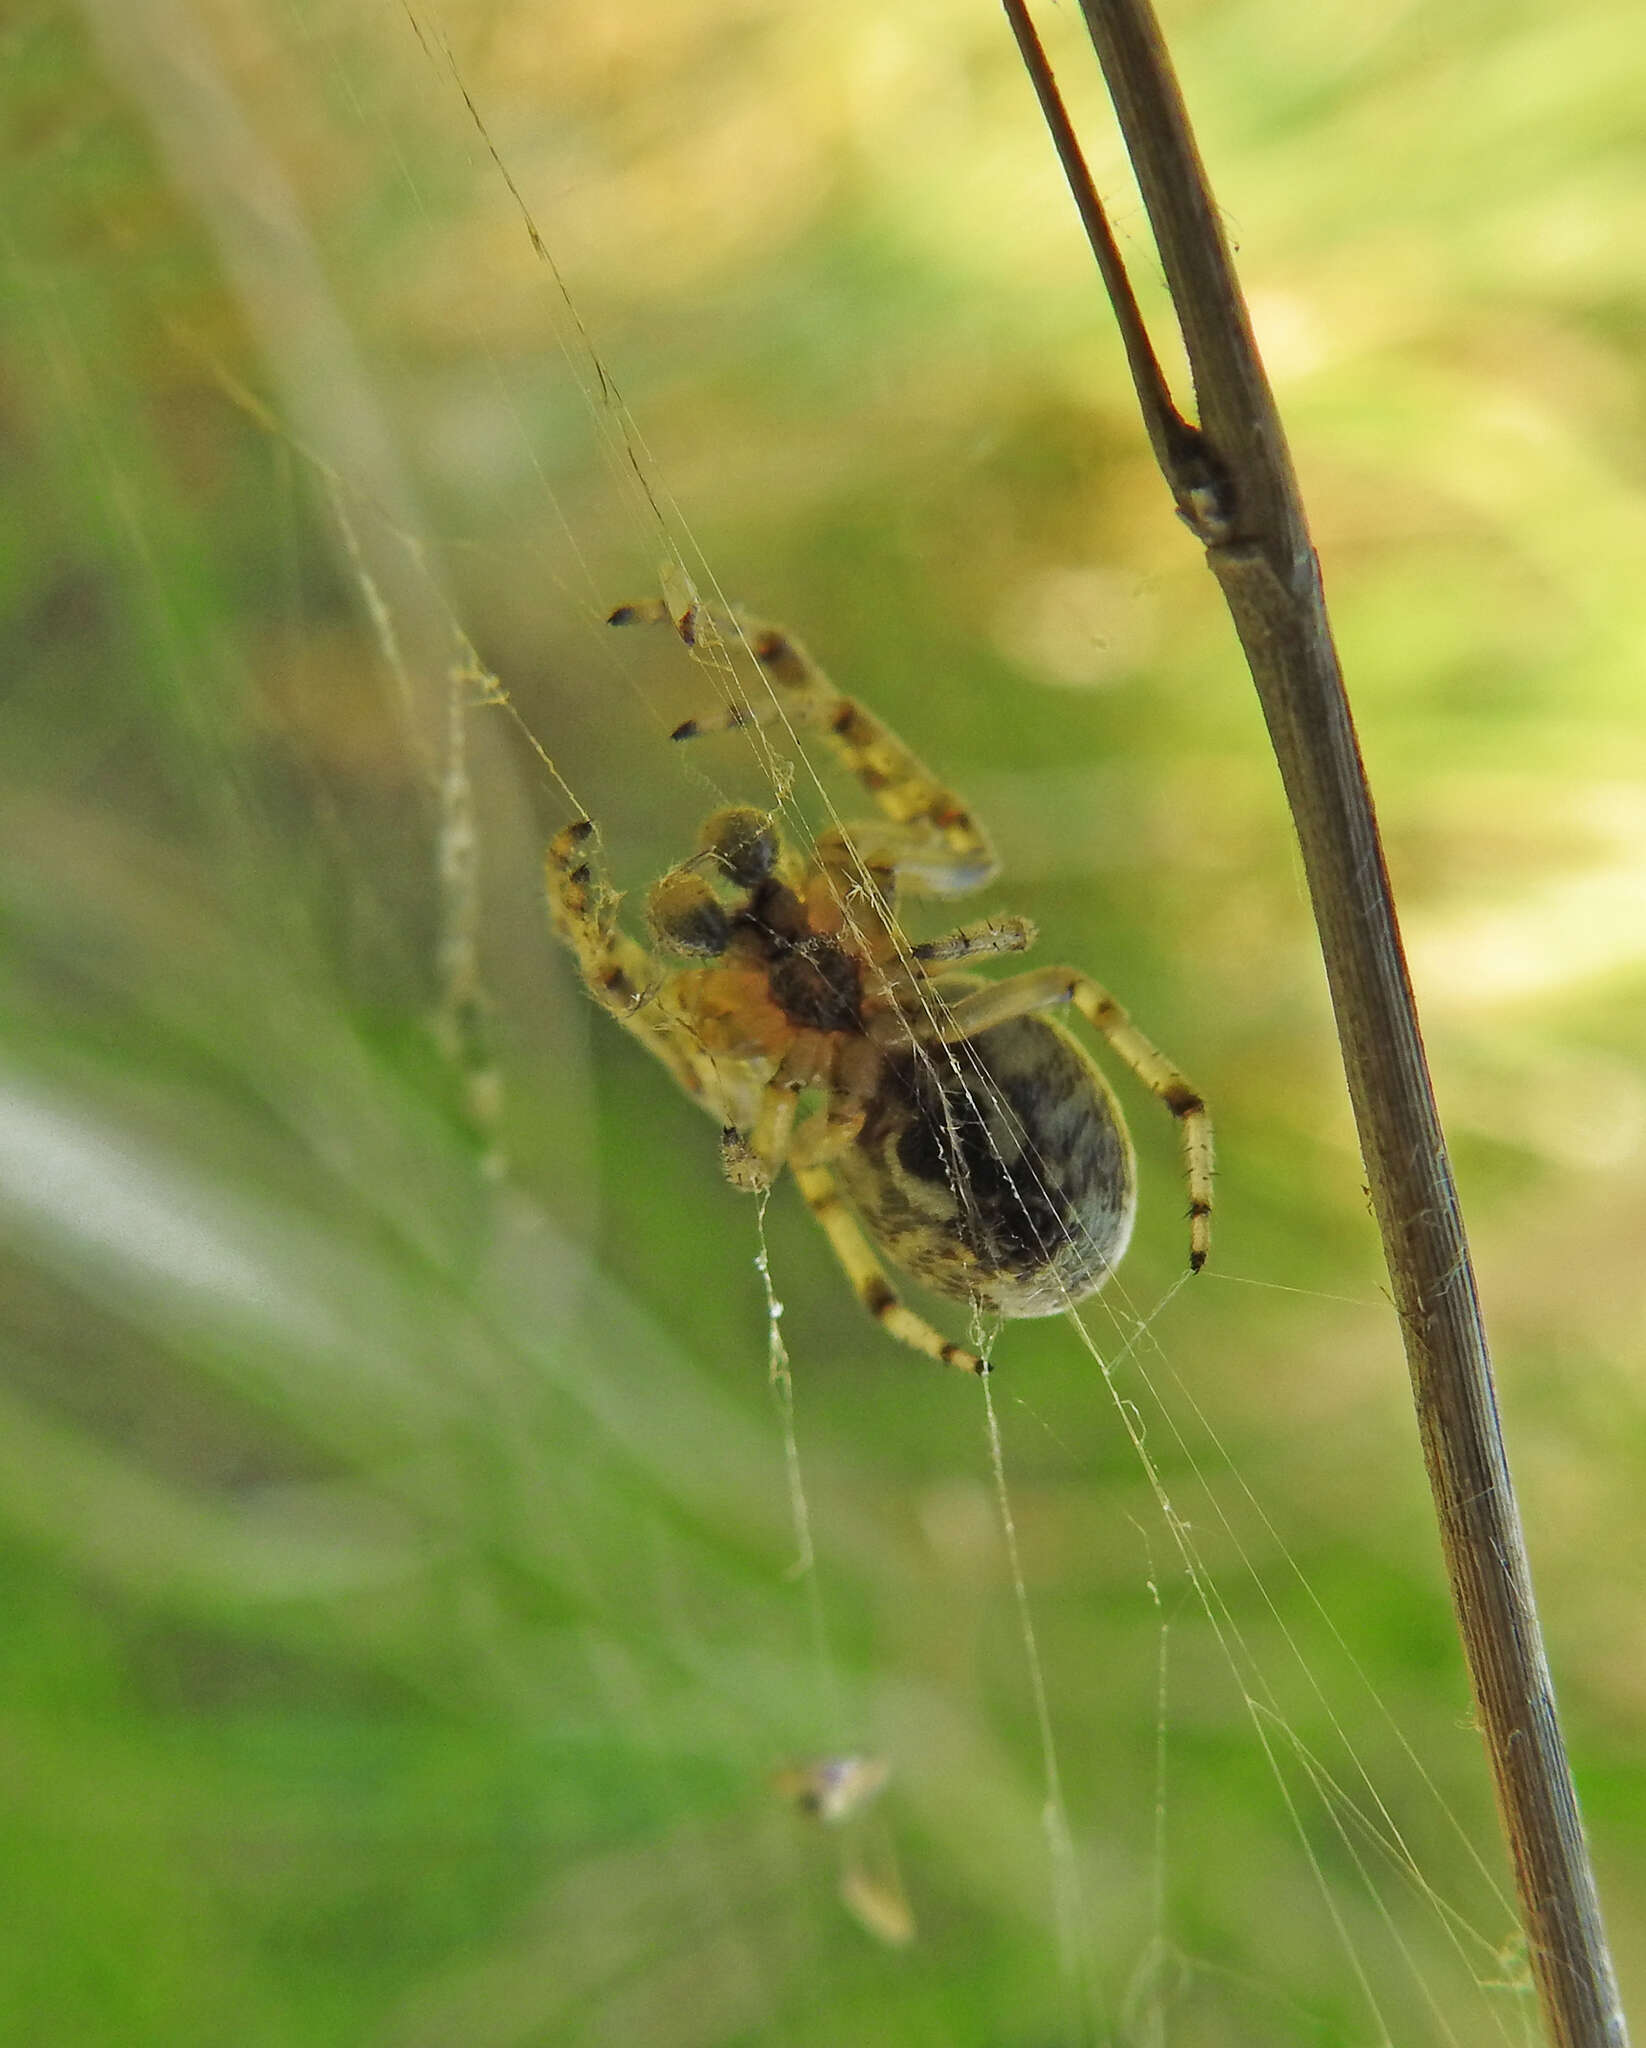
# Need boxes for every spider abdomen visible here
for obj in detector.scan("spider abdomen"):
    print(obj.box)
[838,1011,1137,1318]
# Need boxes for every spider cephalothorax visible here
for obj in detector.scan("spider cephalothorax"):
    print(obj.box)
[546,596,1212,1374]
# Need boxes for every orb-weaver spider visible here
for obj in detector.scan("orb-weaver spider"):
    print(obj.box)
[546,596,1212,1374]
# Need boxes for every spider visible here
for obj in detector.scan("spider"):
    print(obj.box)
[546,595,1213,1376]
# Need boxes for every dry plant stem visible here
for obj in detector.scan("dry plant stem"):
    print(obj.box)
[1004,4,1630,2045]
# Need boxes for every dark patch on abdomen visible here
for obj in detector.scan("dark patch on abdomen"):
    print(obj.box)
[869,1022,1128,1283]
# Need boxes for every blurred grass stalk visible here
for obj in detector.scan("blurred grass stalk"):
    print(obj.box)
[1004,2,1630,2043]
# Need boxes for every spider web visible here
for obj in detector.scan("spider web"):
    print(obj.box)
[5,2,1608,2044]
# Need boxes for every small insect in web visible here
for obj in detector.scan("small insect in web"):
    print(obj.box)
[771,1755,914,1947]
[546,593,1213,1375]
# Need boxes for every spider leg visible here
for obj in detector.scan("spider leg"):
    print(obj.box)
[726,1031,883,1188]
[611,599,998,896]
[780,1031,884,1171]
[908,916,1037,966]
[545,820,713,1105]
[864,917,1037,1036]
[928,965,1214,1272]
[719,1079,800,1193]
[793,1163,987,1375]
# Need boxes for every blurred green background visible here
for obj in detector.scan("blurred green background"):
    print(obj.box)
[4,1,1643,2042]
